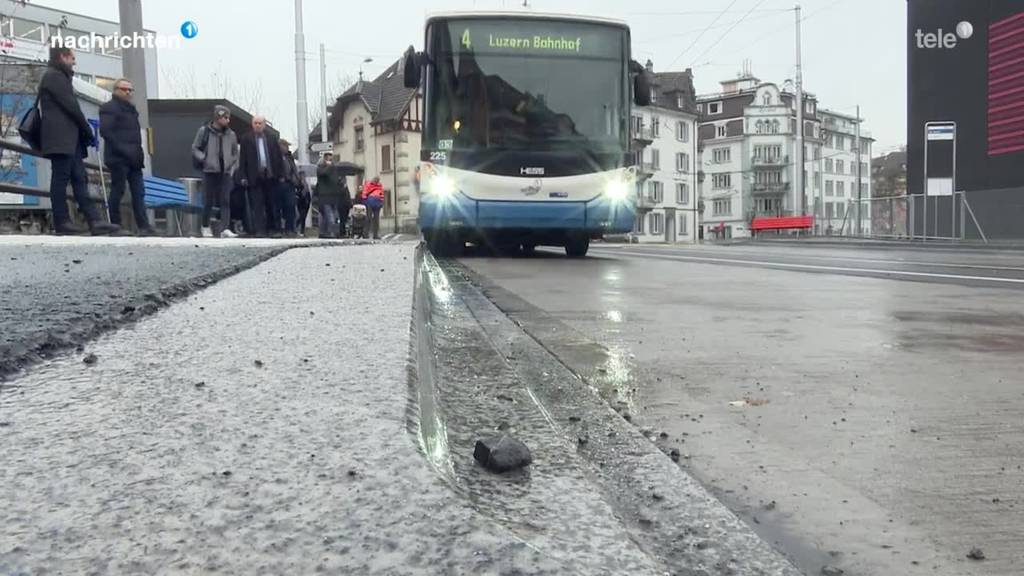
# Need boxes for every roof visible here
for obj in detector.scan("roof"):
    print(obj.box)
[647,70,698,115]
[149,99,280,137]
[872,149,907,173]
[425,11,628,28]
[326,58,418,138]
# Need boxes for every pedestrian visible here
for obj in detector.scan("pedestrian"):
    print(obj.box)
[38,46,119,236]
[237,115,283,236]
[314,152,348,238]
[362,176,385,240]
[296,174,311,236]
[191,105,239,238]
[277,139,299,237]
[99,78,155,235]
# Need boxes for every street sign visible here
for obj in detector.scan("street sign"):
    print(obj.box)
[311,142,333,153]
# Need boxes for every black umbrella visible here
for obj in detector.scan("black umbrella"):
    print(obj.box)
[332,161,365,176]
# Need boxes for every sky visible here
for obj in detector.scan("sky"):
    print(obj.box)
[41,0,906,151]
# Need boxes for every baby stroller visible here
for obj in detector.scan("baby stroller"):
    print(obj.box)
[349,203,368,239]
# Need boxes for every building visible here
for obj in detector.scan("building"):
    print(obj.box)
[908,0,1024,240]
[818,108,873,234]
[629,62,699,243]
[1,0,159,226]
[872,149,907,198]
[314,59,422,234]
[695,70,872,238]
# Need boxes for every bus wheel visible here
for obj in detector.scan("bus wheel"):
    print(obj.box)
[564,235,590,258]
[521,243,537,257]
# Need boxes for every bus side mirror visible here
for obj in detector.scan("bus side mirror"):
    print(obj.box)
[403,47,421,89]
[634,71,652,107]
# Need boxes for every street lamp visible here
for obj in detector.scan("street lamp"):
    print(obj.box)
[359,57,373,80]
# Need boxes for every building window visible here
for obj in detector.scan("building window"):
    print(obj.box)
[676,121,689,142]
[647,180,663,203]
[769,119,780,134]
[814,172,822,189]
[826,180,834,196]
[697,103,703,114]
[675,152,689,172]
[676,182,690,205]
[10,17,45,43]
[708,101,723,115]
[836,135,845,150]
[712,147,730,164]
[712,173,732,189]
[649,148,660,170]
[381,144,392,172]
[712,198,732,216]
[633,213,645,234]
[825,158,834,173]
[632,115,644,136]
[651,116,660,138]
[716,125,727,138]
[762,93,772,106]
[679,213,688,235]
[650,212,664,234]
[355,126,365,152]
[650,87,657,105]
[837,181,846,197]
[836,160,845,174]
[836,202,846,218]
[753,145,781,162]
[805,101,815,114]
[677,93,686,109]
[825,203,834,219]
[824,133,834,148]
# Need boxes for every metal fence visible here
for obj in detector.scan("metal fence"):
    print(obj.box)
[831,193,991,242]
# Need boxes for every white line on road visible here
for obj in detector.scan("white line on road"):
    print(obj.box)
[593,248,1024,285]
[607,245,1024,272]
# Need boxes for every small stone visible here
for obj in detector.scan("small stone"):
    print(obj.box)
[577,436,589,446]
[221,470,232,477]
[254,360,264,368]
[347,469,358,478]
[652,491,664,501]
[568,415,581,422]
[910,428,918,433]
[72,259,83,264]
[638,517,653,528]
[821,565,844,576]
[765,500,777,511]
[83,353,98,365]
[659,432,669,439]
[195,381,206,389]
[641,428,654,437]
[0,421,11,427]
[474,435,532,473]
[966,547,985,561]
[622,412,633,422]
[325,263,331,267]
[121,305,136,315]
[496,394,514,402]
[669,448,681,462]
[992,498,1001,503]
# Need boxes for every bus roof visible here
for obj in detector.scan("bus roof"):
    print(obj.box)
[425,11,629,29]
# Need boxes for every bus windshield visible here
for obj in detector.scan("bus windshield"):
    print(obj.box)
[424,18,629,170]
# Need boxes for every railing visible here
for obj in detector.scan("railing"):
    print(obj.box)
[640,161,658,174]
[752,155,789,166]
[0,139,105,200]
[752,182,791,194]
[632,126,656,141]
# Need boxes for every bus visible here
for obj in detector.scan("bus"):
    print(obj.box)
[403,11,650,257]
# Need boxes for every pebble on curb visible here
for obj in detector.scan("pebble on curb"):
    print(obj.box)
[82,353,98,365]
[474,435,532,473]
[967,547,985,561]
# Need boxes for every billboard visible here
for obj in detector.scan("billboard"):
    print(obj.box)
[908,0,1024,196]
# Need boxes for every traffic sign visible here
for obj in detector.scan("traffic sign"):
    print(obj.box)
[311,141,334,153]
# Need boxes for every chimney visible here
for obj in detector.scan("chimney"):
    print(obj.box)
[645,59,654,73]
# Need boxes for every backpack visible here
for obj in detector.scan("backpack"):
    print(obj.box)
[17,96,42,152]
[191,125,211,171]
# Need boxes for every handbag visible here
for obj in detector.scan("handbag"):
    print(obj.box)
[17,96,42,152]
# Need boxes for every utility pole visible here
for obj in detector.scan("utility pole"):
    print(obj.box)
[855,104,862,236]
[794,4,805,218]
[118,0,149,132]
[320,43,328,145]
[293,0,309,165]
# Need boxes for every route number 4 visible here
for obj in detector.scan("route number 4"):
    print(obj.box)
[461,29,472,49]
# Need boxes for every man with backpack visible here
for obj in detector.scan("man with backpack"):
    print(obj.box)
[191,105,239,238]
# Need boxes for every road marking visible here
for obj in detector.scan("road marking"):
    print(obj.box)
[593,249,1024,285]
[611,245,1024,272]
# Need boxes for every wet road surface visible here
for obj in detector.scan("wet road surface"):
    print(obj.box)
[459,242,1024,576]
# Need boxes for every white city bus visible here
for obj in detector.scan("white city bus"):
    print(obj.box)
[403,11,651,257]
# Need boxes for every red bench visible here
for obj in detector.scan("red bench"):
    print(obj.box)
[750,216,814,234]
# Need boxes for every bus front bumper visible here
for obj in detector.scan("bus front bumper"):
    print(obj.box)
[419,193,636,236]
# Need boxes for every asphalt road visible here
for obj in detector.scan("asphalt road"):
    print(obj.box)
[459,242,1024,576]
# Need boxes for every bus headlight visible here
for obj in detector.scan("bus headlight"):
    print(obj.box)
[604,179,630,201]
[432,174,457,198]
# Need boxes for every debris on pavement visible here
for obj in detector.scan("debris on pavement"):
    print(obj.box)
[254,359,264,368]
[669,448,681,462]
[82,353,98,365]
[474,435,533,473]
[821,565,845,576]
[967,547,985,560]
[729,398,770,407]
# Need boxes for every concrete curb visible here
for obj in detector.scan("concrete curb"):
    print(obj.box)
[424,256,801,575]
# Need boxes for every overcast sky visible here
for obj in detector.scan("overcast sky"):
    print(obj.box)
[42,0,906,151]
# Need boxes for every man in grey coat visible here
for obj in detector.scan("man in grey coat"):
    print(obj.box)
[192,105,239,237]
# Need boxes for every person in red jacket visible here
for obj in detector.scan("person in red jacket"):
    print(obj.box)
[361,176,385,239]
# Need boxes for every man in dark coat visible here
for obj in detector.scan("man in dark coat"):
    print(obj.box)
[237,115,283,236]
[99,78,154,235]
[38,46,118,235]
[276,139,300,236]
[314,153,352,238]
